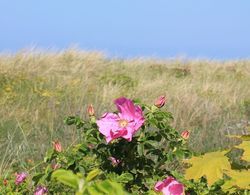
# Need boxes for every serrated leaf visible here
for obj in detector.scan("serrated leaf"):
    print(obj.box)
[137,143,144,156]
[87,186,103,195]
[90,180,126,195]
[240,135,250,141]
[64,116,76,125]
[32,173,44,185]
[44,148,54,162]
[184,151,231,185]
[226,148,250,169]
[117,173,133,183]
[95,180,114,194]
[235,141,250,162]
[145,140,158,148]
[52,169,79,189]
[86,169,101,182]
[222,170,250,191]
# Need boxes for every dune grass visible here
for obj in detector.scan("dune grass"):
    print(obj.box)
[0,49,249,175]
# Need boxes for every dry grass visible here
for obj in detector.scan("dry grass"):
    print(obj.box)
[0,49,249,175]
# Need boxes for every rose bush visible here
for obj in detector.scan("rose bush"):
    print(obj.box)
[2,96,248,194]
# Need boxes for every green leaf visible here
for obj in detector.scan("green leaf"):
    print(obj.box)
[52,169,80,189]
[137,143,144,156]
[116,173,134,183]
[32,173,44,185]
[86,169,101,182]
[145,140,158,148]
[64,116,76,125]
[87,180,126,195]
[43,148,54,162]
[95,180,126,195]
[87,186,103,195]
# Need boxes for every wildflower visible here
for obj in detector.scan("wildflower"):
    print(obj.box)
[154,96,166,108]
[96,97,144,143]
[109,157,121,166]
[154,176,184,195]
[3,179,8,186]
[52,140,62,152]
[15,172,27,185]
[87,104,95,116]
[181,130,190,140]
[34,186,48,195]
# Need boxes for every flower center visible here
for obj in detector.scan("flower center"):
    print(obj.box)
[118,119,128,128]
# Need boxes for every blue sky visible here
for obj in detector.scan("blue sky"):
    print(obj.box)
[0,1,250,59]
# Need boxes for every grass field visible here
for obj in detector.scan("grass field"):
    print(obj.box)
[0,49,249,175]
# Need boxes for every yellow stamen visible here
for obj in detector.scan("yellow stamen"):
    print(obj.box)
[119,119,128,128]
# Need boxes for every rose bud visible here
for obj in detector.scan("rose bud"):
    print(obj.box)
[34,185,48,195]
[27,159,33,164]
[52,140,62,152]
[181,130,190,140]
[154,96,166,108]
[15,172,27,185]
[88,144,95,149]
[87,104,95,116]
[51,163,61,170]
[3,179,8,186]
[108,157,121,166]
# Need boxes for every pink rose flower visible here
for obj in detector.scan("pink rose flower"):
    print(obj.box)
[154,176,184,195]
[3,179,8,186]
[108,157,121,166]
[154,96,166,108]
[34,186,48,195]
[96,97,144,143]
[87,104,95,116]
[181,130,190,140]
[51,163,61,170]
[15,172,27,185]
[52,140,62,152]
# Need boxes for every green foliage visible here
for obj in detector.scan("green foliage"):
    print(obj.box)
[54,100,191,193]
[52,169,127,195]
[2,97,250,194]
[0,98,192,194]
[52,169,80,189]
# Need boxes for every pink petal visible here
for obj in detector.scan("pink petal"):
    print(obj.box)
[110,129,128,140]
[163,176,175,187]
[96,113,120,142]
[169,184,184,195]
[97,97,144,143]
[155,177,184,195]
[108,157,121,166]
[121,129,133,141]
[114,97,136,120]
[162,187,172,195]
[154,181,165,192]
